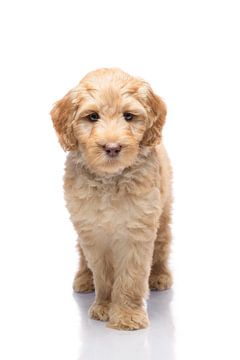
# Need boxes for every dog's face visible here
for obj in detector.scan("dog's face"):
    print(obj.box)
[51,68,166,174]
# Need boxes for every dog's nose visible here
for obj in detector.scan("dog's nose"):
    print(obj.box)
[103,143,122,157]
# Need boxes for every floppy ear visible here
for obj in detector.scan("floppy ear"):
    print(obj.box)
[50,90,79,151]
[140,87,167,146]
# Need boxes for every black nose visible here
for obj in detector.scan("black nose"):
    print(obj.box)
[103,143,122,157]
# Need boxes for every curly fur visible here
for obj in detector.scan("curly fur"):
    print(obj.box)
[51,68,172,330]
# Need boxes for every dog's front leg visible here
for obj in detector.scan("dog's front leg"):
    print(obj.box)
[87,252,114,322]
[107,238,154,330]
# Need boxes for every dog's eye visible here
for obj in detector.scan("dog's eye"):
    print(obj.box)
[88,112,99,121]
[123,112,134,121]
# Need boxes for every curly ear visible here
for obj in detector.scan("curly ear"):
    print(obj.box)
[140,87,167,146]
[50,90,79,151]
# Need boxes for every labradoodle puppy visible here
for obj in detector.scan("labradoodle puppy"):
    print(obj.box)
[51,68,172,330]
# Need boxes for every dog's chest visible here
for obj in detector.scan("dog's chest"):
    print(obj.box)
[65,175,161,243]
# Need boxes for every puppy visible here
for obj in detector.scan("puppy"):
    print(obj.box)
[51,68,172,330]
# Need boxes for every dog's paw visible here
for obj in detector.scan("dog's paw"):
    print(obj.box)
[89,303,110,321]
[73,270,94,293]
[149,271,173,291]
[107,304,149,330]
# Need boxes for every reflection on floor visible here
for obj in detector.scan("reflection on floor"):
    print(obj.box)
[73,289,175,360]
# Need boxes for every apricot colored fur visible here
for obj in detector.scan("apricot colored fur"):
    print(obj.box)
[51,68,172,330]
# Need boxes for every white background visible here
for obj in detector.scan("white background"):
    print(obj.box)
[0,1,239,359]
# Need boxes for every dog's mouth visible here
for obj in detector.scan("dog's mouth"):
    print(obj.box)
[84,141,139,175]
[93,151,130,174]
[101,151,124,168]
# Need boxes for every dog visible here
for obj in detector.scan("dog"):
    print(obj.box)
[51,68,172,330]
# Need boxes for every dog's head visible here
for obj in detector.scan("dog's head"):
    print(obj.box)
[51,68,166,174]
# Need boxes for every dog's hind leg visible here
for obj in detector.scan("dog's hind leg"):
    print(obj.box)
[73,241,94,293]
[149,201,173,290]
